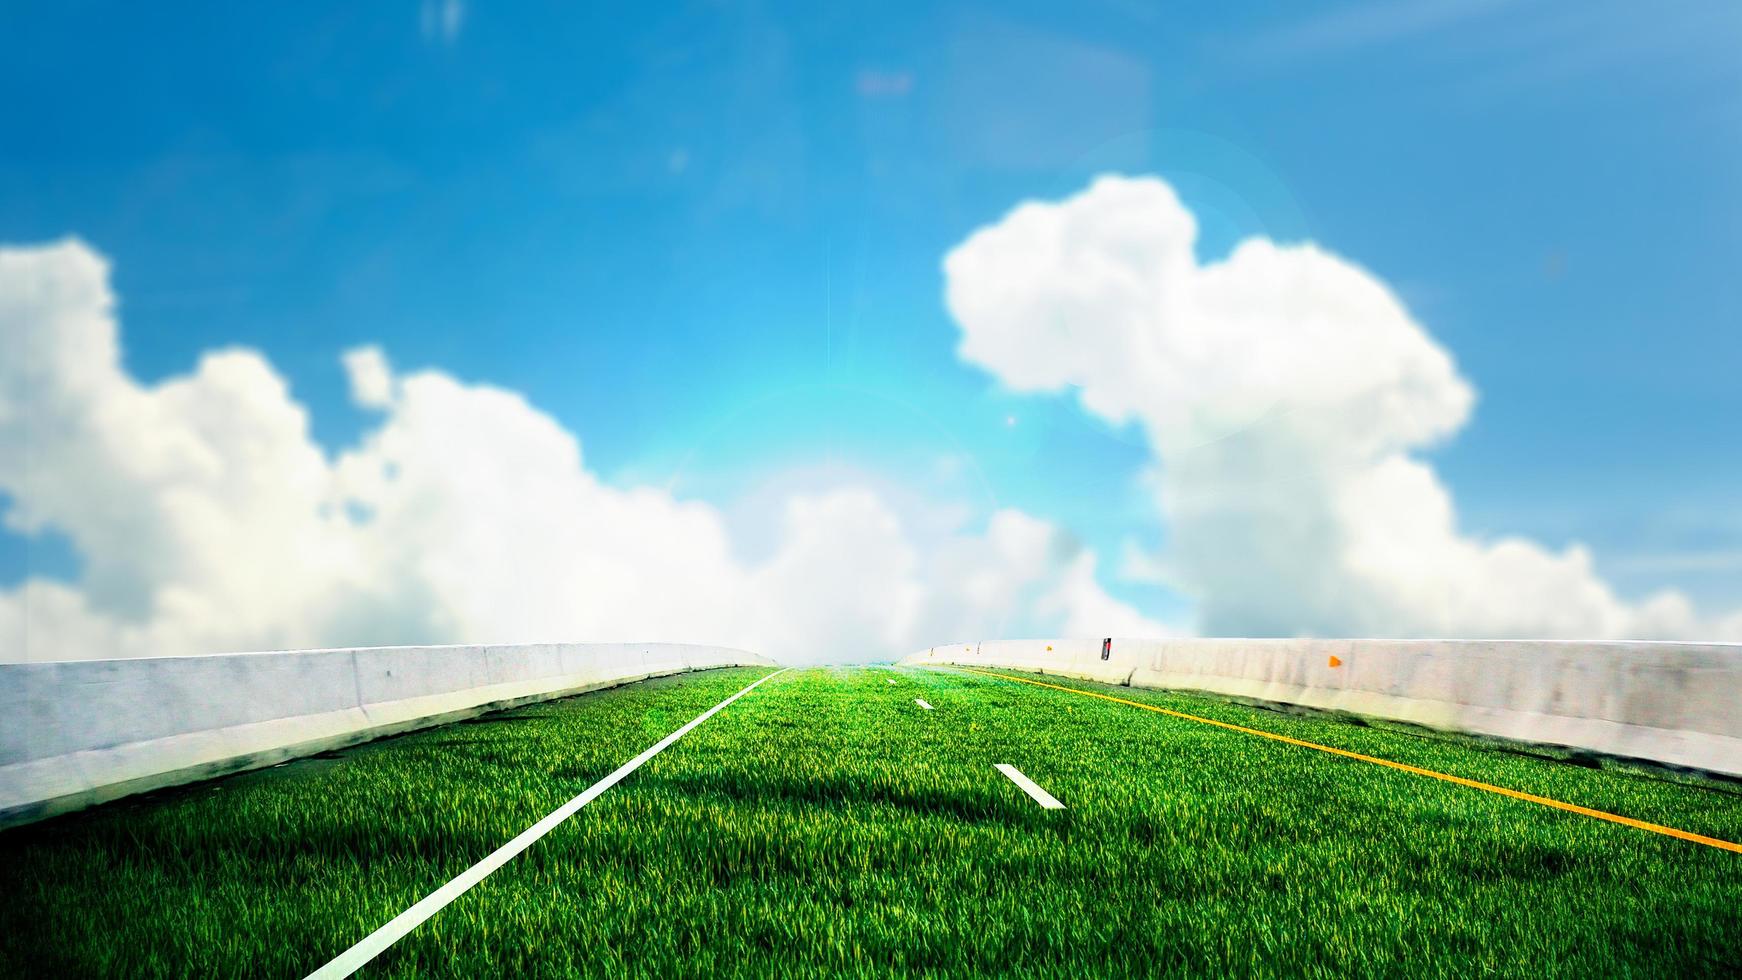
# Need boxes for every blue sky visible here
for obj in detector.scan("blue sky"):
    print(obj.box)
[3,1,1740,656]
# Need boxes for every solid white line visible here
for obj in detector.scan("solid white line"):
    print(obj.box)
[994,764,1065,809]
[304,667,789,980]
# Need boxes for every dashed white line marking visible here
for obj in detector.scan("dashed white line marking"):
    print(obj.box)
[887,679,898,685]
[914,698,934,710]
[995,764,1065,809]
[304,667,790,980]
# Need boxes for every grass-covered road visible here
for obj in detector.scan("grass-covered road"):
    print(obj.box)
[2,665,1738,978]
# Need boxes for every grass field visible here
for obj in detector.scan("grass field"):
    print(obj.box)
[2,665,1738,978]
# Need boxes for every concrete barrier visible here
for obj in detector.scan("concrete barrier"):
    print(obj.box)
[902,638,1742,777]
[1,642,775,828]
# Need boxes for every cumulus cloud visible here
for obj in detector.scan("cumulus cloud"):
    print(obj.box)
[945,174,1737,640]
[0,239,1159,663]
[342,346,395,408]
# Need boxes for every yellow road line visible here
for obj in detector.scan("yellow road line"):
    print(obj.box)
[953,666,1742,855]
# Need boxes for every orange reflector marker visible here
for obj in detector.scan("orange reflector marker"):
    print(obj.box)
[953,666,1741,855]
[1328,655,1343,668]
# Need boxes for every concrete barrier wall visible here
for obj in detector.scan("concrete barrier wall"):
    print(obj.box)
[1,642,775,828]
[902,638,1742,777]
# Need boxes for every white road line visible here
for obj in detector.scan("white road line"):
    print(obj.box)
[304,667,789,980]
[994,764,1065,810]
[914,698,934,710]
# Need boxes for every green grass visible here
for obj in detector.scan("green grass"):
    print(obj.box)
[2,665,1738,978]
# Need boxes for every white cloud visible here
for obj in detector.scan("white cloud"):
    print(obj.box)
[342,346,395,408]
[420,0,465,45]
[855,69,915,98]
[0,239,1159,663]
[945,174,1739,640]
